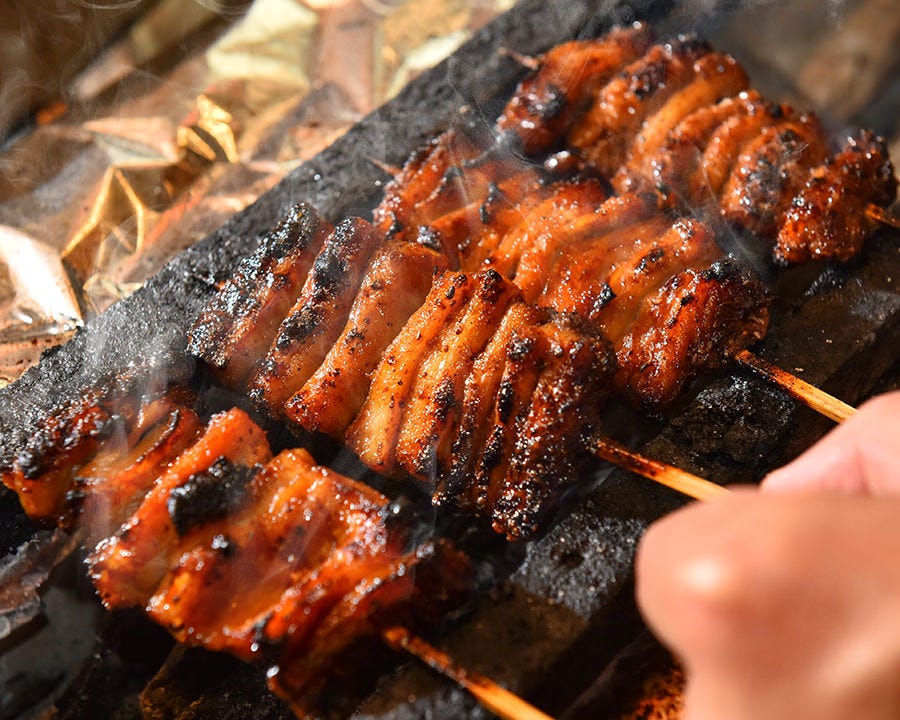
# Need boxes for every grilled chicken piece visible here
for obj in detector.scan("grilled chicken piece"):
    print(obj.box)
[345,272,477,474]
[0,378,190,523]
[642,91,765,204]
[188,203,331,387]
[510,190,654,301]
[89,407,271,607]
[496,22,654,154]
[538,214,722,351]
[342,270,615,539]
[720,113,829,238]
[453,308,613,539]
[487,178,610,281]
[1,389,126,522]
[493,312,612,539]
[249,218,382,416]
[270,539,472,719]
[285,241,449,437]
[612,51,748,194]
[74,395,202,547]
[373,129,484,238]
[394,270,521,480]
[90,427,473,720]
[776,131,898,264]
[144,447,403,657]
[567,36,713,175]
[437,302,538,507]
[617,258,769,408]
[435,170,552,269]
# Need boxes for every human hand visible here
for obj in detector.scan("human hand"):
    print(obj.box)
[635,391,900,720]
[763,391,900,495]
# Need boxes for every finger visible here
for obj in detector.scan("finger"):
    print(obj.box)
[637,491,900,720]
[762,391,900,495]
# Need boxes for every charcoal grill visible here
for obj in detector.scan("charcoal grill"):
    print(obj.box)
[1,0,898,718]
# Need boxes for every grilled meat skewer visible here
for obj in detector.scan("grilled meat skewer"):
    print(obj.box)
[494,25,897,263]
[84,408,473,719]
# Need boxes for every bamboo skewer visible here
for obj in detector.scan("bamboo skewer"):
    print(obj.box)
[587,435,729,501]
[733,349,857,423]
[866,204,900,230]
[383,626,555,720]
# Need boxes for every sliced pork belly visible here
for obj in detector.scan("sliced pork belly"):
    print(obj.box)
[187,203,331,387]
[249,217,382,417]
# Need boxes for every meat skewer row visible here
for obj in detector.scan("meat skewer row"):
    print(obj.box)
[370,129,862,418]
[0,377,555,720]
[12,400,473,720]
[488,23,898,264]
[185,185,768,538]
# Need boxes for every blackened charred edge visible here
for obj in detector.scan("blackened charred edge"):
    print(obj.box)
[185,203,325,364]
[310,218,373,300]
[275,306,324,349]
[167,458,256,537]
[264,202,324,259]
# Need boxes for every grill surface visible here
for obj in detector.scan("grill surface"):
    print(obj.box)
[1,1,898,718]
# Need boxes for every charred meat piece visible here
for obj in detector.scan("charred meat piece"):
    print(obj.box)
[496,22,654,154]
[270,539,472,719]
[0,379,194,524]
[436,170,552,270]
[372,129,484,239]
[393,269,521,481]
[144,447,405,657]
[342,270,615,539]
[89,407,272,607]
[437,301,538,508]
[89,425,474,720]
[720,113,829,238]
[776,131,898,263]
[538,213,720,348]
[493,312,613,539]
[510,190,654,302]
[1,389,125,523]
[187,203,331,387]
[642,90,766,205]
[567,35,713,176]
[345,272,478,474]
[285,241,449,437]
[487,177,611,282]
[616,258,770,408]
[249,217,382,417]
[74,394,202,547]
[612,51,748,194]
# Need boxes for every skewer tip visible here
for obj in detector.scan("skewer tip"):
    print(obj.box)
[733,349,857,424]
[382,627,556,720]
[499,46,541,71]
[866,204,900,230]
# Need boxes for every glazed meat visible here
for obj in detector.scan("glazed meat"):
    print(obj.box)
[249,217,383,416]
[496,22,654,154]
[719,113,829,237]
[567,36,720,176]
[777,131,898,263]
[86,411,473,719]
[188,203,331,387]
[0,379,196,524]
[343,270,615,538]
[73,393,202,546]
[90,407,272,606]
[285,240,449,436]
[616,258,770,407]
[497,30,896,262]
